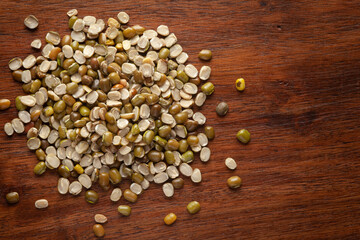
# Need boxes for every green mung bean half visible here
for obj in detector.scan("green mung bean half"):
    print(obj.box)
[236,129,251,144]
[6,192,19,204]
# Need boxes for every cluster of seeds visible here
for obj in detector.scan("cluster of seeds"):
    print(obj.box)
[6,9,216,213]
[1,8,253,238]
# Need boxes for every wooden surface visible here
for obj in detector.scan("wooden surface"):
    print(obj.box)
[0,0,360,239]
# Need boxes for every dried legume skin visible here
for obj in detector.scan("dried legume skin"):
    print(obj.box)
[236,129,251,144]
[227,176,242,189]
[6,192,19,204]
[93,224,105,237]
[118,205,132,216]
[187,201,201,214]
[164,213,177,225]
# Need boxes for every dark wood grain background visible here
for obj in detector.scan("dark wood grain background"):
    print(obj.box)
[0,0,360,239]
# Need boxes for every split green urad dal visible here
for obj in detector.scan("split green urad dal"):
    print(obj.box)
[3,8,248,235]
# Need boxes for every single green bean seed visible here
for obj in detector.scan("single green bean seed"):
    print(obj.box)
[74,119,86,128]
[182,150,194,163]
[15,96,26,111]
[79,106,90,117]
[29,80,42,94]
[236,129,250,144]
[168,103,182,115]
[147,150,163,162]
[6,192,19,204]
[67,62,79,75]
[53,100,66,113]
[198,49,212,61]
[68,16,78,29]
[58,126,67,139]
[57,164,70,178]
[172,178,184,189]
[133,146,145,158]
[123,189,137,203]
[177,70,189,83]
[105,112,116,124]
[155,119,163,128]
[123,27,136,39]
[102,131,113,146]
[35,148,46,161]
[109,168,122,185]
[154,136,167,148]
[122,167,133,178]
[166,139,179,151]
[187,135,199,146]
[159,48,170,59]
[227,176,242,189]
[131,172,144,184]
[131,94,145,106]
[78,44,85,52]
[145,94,159,105]
[85,190,99,204]
[158,125,171,138]
[216,102,229,116]
[174,112,188,124]
[108,72,120,84]
[178,139,188,153]
[118,205,132,216]
[164,213,177,225]
[143,130,155,145]
[201,82,215,95]
[131,124,140,135]
[66,82,78,95]
[235,78,245,91]
[43,106,54,117]
[123,103,133,113]
[99,172,110,190]
[187,201,201,214]
[165,151,175,164]
[204,126,215,140]
[125,132,137,142]
[34,161,46,175]
[93,224,105,237]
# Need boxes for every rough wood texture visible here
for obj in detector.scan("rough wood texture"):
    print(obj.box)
[0,0,360,239]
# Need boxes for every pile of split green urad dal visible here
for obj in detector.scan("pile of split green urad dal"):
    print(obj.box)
[4,9,247,237]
